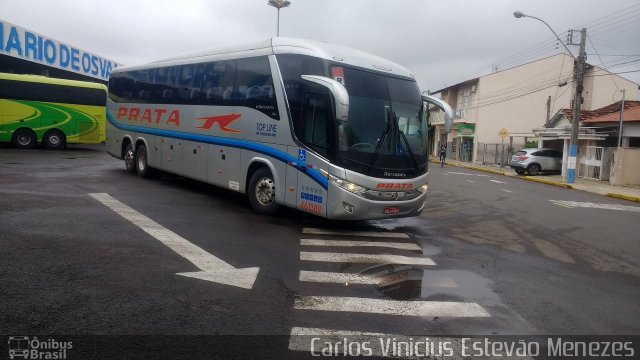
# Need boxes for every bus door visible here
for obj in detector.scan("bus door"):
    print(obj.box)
[287,92,332,217]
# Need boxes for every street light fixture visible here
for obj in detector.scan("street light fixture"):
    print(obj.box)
[268,0,291,37]
[514,10,586,184]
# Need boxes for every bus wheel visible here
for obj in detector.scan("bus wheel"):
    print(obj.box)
[124,143,136,173]
[248,167,280,215]
[135,144,151,178]
[12,129,37,149]
[43,130,66,150]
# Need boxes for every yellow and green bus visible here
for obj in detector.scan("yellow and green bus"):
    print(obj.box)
[0,72,107,149]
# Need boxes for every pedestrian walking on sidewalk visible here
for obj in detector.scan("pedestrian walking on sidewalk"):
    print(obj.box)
[439,144,447,167]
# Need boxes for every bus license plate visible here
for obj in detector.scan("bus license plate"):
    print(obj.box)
[384,207,400,215]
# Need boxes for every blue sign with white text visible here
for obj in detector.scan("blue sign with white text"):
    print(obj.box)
[0,19,121,81]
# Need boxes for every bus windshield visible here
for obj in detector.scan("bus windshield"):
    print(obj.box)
[334,66,426,176]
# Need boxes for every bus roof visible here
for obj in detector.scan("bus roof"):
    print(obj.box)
[113,38,415,79]
[0,72,107,91]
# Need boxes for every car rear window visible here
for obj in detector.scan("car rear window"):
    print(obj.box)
[516,151,527,156]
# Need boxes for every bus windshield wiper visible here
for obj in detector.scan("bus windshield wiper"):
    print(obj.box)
[372,106,394,168]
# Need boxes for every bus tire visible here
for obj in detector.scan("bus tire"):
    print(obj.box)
[12,128,37,149]
[124,142,136,173]
[43,130,66,150]
[135,144,151,178]
[248,167,280,215]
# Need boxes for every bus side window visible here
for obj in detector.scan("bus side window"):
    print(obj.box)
[153,66,177,104]
[133,69,155,103]
[235,56,279,120]
[201,62,225,106]
[176,63,206,104]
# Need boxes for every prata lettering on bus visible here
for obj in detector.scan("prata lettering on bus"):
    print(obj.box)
[117,107,181,127]
[0,20,118,80]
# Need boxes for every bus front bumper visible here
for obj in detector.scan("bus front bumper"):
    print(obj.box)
[325,183,428,220]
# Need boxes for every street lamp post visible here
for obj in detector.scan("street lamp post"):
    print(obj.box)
[514,11,586,184]
[268,0,291,37]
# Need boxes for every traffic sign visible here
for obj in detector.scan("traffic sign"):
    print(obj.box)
[498,128,509,139]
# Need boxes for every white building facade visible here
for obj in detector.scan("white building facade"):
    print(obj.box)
[430,54,639,164]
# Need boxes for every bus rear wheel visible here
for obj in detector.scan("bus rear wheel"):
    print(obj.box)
[248,167,280,215]
[124,143,136,173]
[135,144,152,178]
[43,130,66,150]
[12,129,37,149]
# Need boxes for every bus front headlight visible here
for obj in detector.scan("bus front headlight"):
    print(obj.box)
[329,174,367,196]
[417,184,429,193]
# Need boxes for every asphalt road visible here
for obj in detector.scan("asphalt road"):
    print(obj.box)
[1,144,639,358]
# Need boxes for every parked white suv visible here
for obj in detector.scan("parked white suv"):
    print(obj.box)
[510,148,562,175]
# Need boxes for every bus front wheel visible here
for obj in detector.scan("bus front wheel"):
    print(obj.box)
[124,143,136,173]
[43,130,66,150]
[248,167,280,215]
[12,129,37,149]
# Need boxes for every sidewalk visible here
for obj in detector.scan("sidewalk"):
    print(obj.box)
[432,158,640,203]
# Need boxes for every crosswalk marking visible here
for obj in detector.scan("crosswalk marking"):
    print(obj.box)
[502,189,513,193]
[550,200,640,212]
[466,179,474,183]
[299,271,378,285]
[490,179,506,184]
[300,238,421,251]
[302,228,410,238]
[294,296,491,317]
[300,251,436,266]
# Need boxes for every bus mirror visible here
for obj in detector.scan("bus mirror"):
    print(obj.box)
[421,94,454,133]
[301,75,349,121]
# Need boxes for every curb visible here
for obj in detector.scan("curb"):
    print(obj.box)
[607,192,640,203]
[519,176,573,189]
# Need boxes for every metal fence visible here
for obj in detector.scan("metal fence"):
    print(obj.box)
[476,143,524,166]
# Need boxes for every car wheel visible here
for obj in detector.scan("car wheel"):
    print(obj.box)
[526,163,541,176]
[12,128,37,149]
[248,167,280,215]
[124,143,136,173]
[135,144,151,178]
[43,130,66,150]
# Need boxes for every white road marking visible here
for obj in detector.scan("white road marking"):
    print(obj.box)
[502,189,513,193]
[300,252,435,266]
[302,228,410,238]
[490,179,506,184]
[466,180,474,183]
[550,200,640,212]
[475,174,490,177]
[300,238,421,251]
[448,171,474,176]
[294,296,490,317]
[299,271,378,285]
[89,193,259,289]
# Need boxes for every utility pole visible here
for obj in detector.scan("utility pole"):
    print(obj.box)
[546,95,551,127]
[567,28,587,184]
[618,88,626,148]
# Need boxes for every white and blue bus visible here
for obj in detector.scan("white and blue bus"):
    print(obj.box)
[106,38,453,220]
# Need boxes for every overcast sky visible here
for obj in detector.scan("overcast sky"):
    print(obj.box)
[2,0,639,94]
